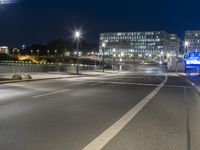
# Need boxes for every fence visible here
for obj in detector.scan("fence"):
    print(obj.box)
[0,62,102,74]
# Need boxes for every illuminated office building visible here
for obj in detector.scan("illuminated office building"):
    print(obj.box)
[99,31,180,56]
[185,31,200,52]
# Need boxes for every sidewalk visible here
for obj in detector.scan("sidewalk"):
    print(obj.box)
[178,73,200,94]
[0,71,123,84]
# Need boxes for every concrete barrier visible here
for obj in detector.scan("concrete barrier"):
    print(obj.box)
[21,74,32,80]
[12,74,32,80]
[12,74,22,80]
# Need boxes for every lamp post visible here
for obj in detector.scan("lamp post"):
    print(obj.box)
[30,50,33,56]
[55,50,58,57]
[17,49,20,55]
[74,30,81,75]
[102,43,106,72]
[185,41,189,73]
[37,50,40,56]
[185,41,189,54]
[47,50,50,57]
[112,48,116,71]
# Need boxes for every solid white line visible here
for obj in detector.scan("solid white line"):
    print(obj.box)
[90,83,105,86]
[89,81,191,89]
[185,78,200,94]
[32,89,70,98]
[92,81,159,87]
[82,75,168,150]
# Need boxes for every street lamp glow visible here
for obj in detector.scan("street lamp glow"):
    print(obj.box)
[113,48,116,53]
[73,28,82,75]
[73,30,82,40]
[75,31,80,38]
[102,42,106,48]
[185,41,189,47]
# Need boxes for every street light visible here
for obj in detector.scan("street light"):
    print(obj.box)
[112,48,116,71]
[47,50,50,57]
[73,30,82,75]
[102,42,106,72]
[37,50,40,56]
[55,50,58,56]
[30,50,33,55]
[185,41,189,54]
[184,41,189,73]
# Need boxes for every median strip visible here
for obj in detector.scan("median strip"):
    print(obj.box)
[82,75,168,150]
[32,89,70,98]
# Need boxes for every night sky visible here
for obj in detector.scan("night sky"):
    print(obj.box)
[0,0,200,47]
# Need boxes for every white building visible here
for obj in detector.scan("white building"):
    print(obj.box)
[185,30,200,52]
[99,31,180,56]
[0,46,9,54]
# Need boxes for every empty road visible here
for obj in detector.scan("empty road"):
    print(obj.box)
[0,70,199,150]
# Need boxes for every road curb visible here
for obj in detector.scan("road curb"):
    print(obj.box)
[0,74,106,85]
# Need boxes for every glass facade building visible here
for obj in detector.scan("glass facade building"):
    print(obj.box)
[99,31,180,56]
[185,31,200,52]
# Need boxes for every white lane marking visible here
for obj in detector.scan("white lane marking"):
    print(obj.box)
[90,81,159,87]
[185,78,200,94]
[89,81,191,89]
[90,83,105,86]
[82,75,168,150]
[32,89,70,98]
[6,80,57,87]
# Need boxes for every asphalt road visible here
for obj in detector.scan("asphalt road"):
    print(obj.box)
[0,70,199,150]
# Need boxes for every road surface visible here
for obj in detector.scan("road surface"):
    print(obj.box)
[0,70,199,150]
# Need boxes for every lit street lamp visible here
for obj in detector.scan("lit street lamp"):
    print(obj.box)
[47,50,50,57]
[55,50,58,56]
[73,30,81,75]
[17,49,20,55]
[184,41,189,73]
[185,41,189,54]
[112,48,116,71]
[37,50,40,56]
[30,50,33,55]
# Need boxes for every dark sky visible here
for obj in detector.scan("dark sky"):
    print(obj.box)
[0,0,200,47]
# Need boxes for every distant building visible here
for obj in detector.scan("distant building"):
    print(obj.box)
[99,31,180,57]
[169,34,180,55]
[185,30,200,52]
[0,46,9,54]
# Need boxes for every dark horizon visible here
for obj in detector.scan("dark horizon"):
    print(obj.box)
[1,0,200,47]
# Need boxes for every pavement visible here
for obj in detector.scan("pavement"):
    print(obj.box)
[178,73,200,94]
[0,69,199,150]
[0,71,122,84]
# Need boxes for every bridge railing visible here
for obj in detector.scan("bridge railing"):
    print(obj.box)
[0,61,101,74]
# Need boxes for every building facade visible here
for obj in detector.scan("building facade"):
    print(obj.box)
[185,31,200,52]
[99,31,180,57]
[0,46,9,54]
